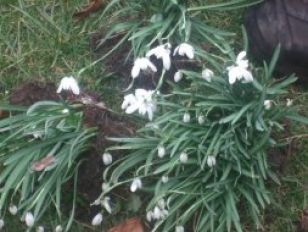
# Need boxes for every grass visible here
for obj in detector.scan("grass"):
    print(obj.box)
[1,0,308,231]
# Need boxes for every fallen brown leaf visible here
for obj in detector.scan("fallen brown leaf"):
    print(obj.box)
[31,155,55,172]
[73,0,103,20]
[108,218,144,232]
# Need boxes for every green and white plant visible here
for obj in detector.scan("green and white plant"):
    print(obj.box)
[99,47,308,232]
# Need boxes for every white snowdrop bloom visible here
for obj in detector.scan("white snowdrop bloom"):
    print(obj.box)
[198,115,205,125]
[202,68,214,82]
[25,212,35,227]
[130,177,142,192]
[146,43,171,70]
[286,98,293,107]
[102,182,110,192]
[102,196,112,214]
[152,206,162,220]
[57,76,80,95]
[179,152,188,163]
[102,152,113,165]
[264,100,272,110]
[227,51,253,85]
[157,199,166,209]
[0,219,4,229]
[162,175,169,183]
[122,89,156,121]
[131,57,157,79]
[158,146,166,158]
[174,71,183,82]
[62,108,69,114]
[173,43,194,59]
[9,204,18,215]
[176,225,185,232]
[146,211,153,222]
[183,112,190,123]
[207,156,216,167]
[91,213,103,226]
[36,226,44,232]
[55,225,63,232]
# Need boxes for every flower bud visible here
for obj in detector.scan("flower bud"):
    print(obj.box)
[176,225,185,232]
[130,177,142,192]
[179,152,188,163]
[207,156,216,167]
[198,115,205,125]
[264,100,272,110]
[9,204,18,215]
[183,112,190,123]
[158,146,166,158]
[36,226,44,232]
[202,69,214,82]
[162,175,169,183]
[55,225,63,232]
[25,212,34,227]
[91,213,103,226]
[102,152,113,165]
[286,98,293,107]
[174,71,183,82]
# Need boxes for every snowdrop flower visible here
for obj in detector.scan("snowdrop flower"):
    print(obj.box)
[202,68,214,82]
[25,212,34,227]
[62,108,69,114]
[55,225,63,232]
[179,152,188,163]
[176,225,185,232]
[131,57,157,79]
[122,89,156,121]
[286,98,293,107]
[183,112,190,123]
[198,115,205,125]
[0,219,4,229]
[174,43,194,59]
[227,51,253,85]
[158,146,166,158]
[36,226,44,232]
[9,204,18,215]
[146,43,171,70]
[174,71,183,82]
[102,182,109,192]
[130,177,142,192]
[264,100,272,110]
[207,156,216,168]
[102,196,112,214]
[102,152,112,165]
[162,175,169,183]
[146,211,153,222]
[57,76,80,95]
[91,213,103,226]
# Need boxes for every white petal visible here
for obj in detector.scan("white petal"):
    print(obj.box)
[202,69,214,82]
[228,67,238,85]
[183,112,190,123]
[102,153,112,165]
[158,146,166,158]
[146,60,158,73]
[207,156,216,167]
[91,213,103,226]
[179,152,188,163]
[241,70,253,83]
[146,211,153,222]
[131,65,140,79]
[36,226,44,232]
[176,225,185,232]
[174,71,183,82]
[130,178,142,192]
[9,205,18,215]
[25,212,34,227]
[55,225,63,232]
[236,51,247,62]
[162,55,171,70]
[173,46,180,56]
[103,197,112,214]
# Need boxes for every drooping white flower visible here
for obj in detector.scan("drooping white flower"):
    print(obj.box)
[102,196,112,214]
[57,76,80,95]
[158,146,166,158]
[62,108,69,114]
[174,71,183,82]
[102,152,112,165]
[146,211,153,222]
[91,213,103,226]
[176,225,185,232]
[146,43,171,70]
[207,156,216,168]
[55,225,63,232]
[162,175,169,183]
[0,219,4,229]
[130,177,142,192]
[286,98,293,107]
[183,112,190,123]
[9,204,18,215]
[25,212,35,227]
[122,89,156,121]
[131,57,157,79]
[202,69,214,82]
[174,43,194,59]
[264,100,272,110]
[198,115,205,125]
[36,226,44,232]
[179,152,188,163]
[102,182,110,192]
[227,51,253,85]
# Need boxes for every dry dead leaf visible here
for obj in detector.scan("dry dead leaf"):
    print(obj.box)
[73,0,103,20]
[31,155,55,172]
[108,218,144,232]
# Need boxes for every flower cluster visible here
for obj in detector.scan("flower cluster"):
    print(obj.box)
[146,199,169,222]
